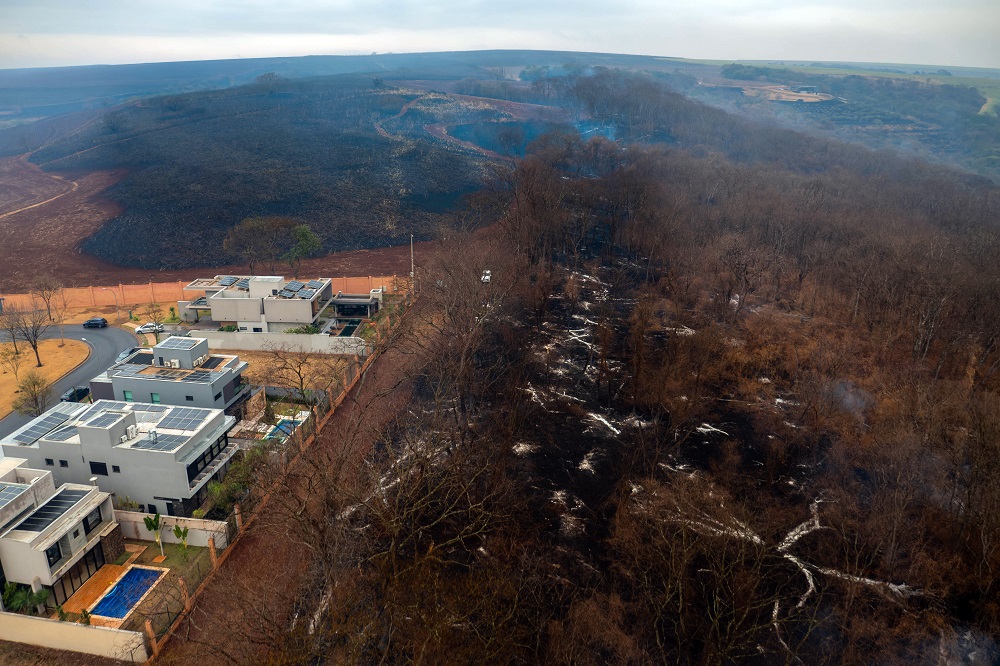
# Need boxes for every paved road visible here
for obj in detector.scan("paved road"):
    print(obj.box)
[0,325,139,439]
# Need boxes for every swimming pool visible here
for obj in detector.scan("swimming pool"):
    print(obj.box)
[265,418,298,440]
[90,566,164,619]
[339,319,362,336]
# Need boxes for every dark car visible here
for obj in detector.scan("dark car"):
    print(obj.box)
[60,386,91,403]
[83,317,108,328]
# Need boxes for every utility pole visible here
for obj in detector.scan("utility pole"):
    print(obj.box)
[410,234,416,293]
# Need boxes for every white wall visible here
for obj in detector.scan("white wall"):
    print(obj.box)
[199,330,369,355]
[114,510,230,550]
[0,611,148,663]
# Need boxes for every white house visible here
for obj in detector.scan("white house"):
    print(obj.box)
[0,457,119,608]
[1,400,237,518]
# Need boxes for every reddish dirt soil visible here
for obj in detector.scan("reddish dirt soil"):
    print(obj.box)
[0,155,427,292]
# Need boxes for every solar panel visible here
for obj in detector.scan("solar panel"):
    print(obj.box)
[86,413,123,428]
[219,276,238,286]
[305,279,324,290]
[12,411,74,444]
[0,483,29,509]
[47,426,79,442]
[297,288,316,299]
[277,289,295,298]
[285,280,304,292]
[131,433,188,452]
[234,278,250,290]
[182,371,213,383]
[158,407,211,431]
[14,489,89,532]
[158,336,199,350]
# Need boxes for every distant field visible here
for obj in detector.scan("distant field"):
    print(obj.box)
[675,58,1000,117]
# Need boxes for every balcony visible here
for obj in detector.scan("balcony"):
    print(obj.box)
[189,441,240,489]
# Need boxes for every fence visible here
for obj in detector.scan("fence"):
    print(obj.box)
[3,282,189,310]
[113,511,231,550]
[1,275,410,311]
[146,287,411,662]
[0,610,149,662]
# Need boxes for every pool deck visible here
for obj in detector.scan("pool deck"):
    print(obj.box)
[56,544,147,626]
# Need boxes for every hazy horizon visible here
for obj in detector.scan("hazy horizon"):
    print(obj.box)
[1,0,997,71]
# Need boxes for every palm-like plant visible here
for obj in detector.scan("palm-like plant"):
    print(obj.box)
[143,512,165,558]
[172,524,190,559]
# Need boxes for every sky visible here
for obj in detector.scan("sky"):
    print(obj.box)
[0,0,997,71]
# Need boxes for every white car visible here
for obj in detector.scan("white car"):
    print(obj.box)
[481,270,492,284]
[136,322,164,334]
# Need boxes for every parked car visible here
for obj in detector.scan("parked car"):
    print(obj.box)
[135,322,164,334]
[83,317,108,328]
[115,347,141,364]
[481,270,492,284]
[60,386,90,403]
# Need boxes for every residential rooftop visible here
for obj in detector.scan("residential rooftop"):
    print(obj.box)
[1,401,234,456]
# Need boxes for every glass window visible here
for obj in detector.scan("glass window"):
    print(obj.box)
[151,393,161,404]
[89,461,108,476]
[72,529,79,539]
[214,393,222,401]
[83,506,102,535]
[147,503,157,515]
[123,390,133,402]
[112,465,121,473]
[59,460,68,468]
[185,396,194,402]
[45,458,54,466]
[45,543,61,567]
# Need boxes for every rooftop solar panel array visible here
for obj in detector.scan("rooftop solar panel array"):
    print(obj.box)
[131,432,188,452]
[14,489,89,532]
[285,280,304,292]
[305,279,324,290]
[158,337,199,350]
[219,276,238,286]
[11,410,76,445]
[234,278,250,290]
[86,413,123,428]
[157,407,212,431]
[47,426,79,442]
[0,483,29,509]
[297,289,316,299]
[277,289,295,298]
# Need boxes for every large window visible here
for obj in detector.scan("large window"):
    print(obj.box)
[150,393,161,404]
[89,461,108,476]
[45,543,62,568]
[123,390,133,402]
[82,506,102,535]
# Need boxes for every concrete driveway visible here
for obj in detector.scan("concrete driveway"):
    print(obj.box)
[0,325,139,439]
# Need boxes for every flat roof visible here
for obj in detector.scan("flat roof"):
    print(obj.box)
[10,488,89,533]
[2,400,230,453]
[188,275,331,300]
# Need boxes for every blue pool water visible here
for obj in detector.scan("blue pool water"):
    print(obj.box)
[90,567,163,618]
[266,418,298,439]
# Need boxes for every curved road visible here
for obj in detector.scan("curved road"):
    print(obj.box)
[0,325,138,438]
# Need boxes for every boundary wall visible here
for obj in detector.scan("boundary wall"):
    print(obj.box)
[198,330,369,355]
[114,511,230,550]
[0,611,149,663]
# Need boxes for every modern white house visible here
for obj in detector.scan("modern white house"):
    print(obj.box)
[0,457,120,608]
[179,275,336,332]
[0,400,237,518]
[89,336,249,412]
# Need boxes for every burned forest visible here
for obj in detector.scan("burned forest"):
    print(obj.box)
[159,69,1000,665]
